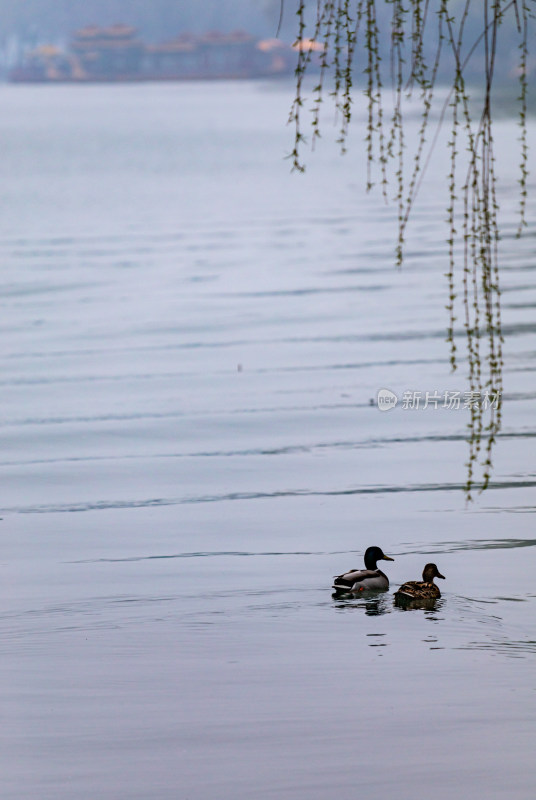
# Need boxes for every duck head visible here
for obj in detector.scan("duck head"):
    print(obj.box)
[422,563,445,582]
[364,546,394,570]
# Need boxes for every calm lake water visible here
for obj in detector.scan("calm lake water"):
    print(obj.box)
[0,81,535,799]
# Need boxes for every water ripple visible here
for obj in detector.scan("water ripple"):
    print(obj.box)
[5,481,536,515]
[397,538,536,555]
[69,550,336,564]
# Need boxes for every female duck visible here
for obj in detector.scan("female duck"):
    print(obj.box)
[332,546,394,594]
[394,563,445,600]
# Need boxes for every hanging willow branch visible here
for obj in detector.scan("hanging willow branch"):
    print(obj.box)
[287,0,533,499]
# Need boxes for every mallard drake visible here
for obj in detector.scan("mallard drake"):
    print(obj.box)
[394,563,445,600]
[332,546,394,594]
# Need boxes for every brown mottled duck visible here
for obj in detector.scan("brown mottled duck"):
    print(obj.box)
[394,563,445,600]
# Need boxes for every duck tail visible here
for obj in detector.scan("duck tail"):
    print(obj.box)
[332,578,354,593]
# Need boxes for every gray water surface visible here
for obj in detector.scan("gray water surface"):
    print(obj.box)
[0,81,535,800]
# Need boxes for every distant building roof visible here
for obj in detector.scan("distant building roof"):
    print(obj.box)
[257,38,287,52]
[74,24,138,41]
[292,38,325,53]
[71,25,142,53]
[146,34,196,54]
[32,45,63,57]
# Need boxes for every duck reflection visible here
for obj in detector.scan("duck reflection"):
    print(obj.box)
[332,590,391,616]
[393,594,445,612]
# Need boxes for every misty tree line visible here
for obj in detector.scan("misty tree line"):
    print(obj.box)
[0,0,286,45]
[0,0,528,84]
[0,0,528,89]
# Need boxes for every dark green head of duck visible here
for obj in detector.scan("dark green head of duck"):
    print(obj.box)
[364,546,394,570]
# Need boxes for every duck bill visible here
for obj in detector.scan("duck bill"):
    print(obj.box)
[437,572,445,579]
[382,555,394,561]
